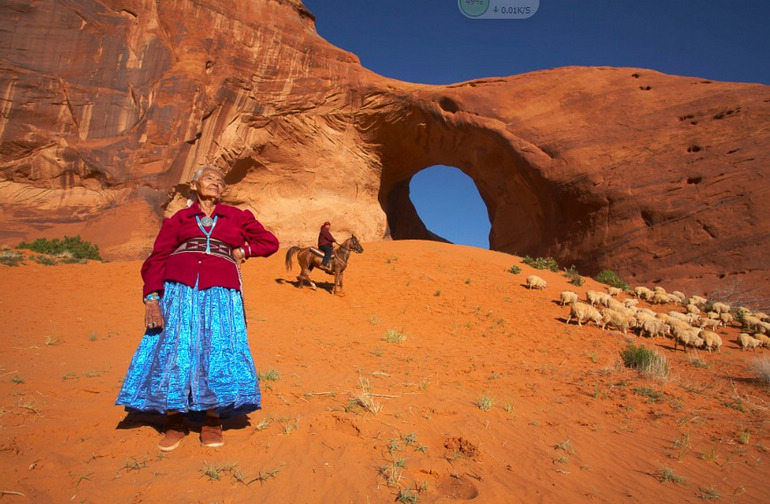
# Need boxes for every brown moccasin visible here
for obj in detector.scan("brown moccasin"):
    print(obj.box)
[200,424,224,447]
[158,425,187,452]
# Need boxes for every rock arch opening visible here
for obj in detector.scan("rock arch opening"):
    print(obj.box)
[373,100,569,259]
[409,165,490,248]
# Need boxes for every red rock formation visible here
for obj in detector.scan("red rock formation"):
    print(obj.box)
[1,0,769,300]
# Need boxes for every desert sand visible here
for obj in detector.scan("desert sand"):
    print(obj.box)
[0,240,768,503]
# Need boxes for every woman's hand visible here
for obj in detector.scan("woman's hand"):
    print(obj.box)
[145,301,164,330]
[232,246,246,264]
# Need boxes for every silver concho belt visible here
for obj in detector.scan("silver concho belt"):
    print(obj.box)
[172,237,235,263]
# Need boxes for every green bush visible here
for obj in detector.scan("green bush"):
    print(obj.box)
[507,265,521,274]
[621,343,669,378]
[522,255,559,272]
[0,251,24,267]
[17,235,101,261]
[595,269,628,291]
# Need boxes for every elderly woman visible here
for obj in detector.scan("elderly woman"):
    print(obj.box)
[116,166,279,451]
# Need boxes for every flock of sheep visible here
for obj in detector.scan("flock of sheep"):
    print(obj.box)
[524,274,770,353]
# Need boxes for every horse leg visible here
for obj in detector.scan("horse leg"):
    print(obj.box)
[303,263,318,290]
[297,273,317,291]
[297,267,317,291]
[295,251,318,291]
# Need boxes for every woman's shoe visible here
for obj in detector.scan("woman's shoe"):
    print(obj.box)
[158,413,187,452]
[201,416,224,447]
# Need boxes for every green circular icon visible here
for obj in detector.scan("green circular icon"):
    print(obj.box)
[458,0,490,18]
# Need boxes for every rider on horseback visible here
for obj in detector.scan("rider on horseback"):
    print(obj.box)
[318,221,337,272]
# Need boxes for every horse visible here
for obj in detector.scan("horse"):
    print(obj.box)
[285,235,364,294]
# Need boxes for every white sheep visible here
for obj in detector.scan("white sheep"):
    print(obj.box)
[566,302,602,327]
[605,298,629,312]
[667,311,691,324]
[699,330,723,353]
[640,317,668,339]
[738,332,761,352]
[526,275,547,290]
[636,307,657,317]
[688,295,708,310]
[756,334,770,348]
[673,324,702,351]
[651,291,672,305]
[668,318,692,334]
[633,286,654,301]
[623,298,639,309]
[607,286,622,297]
[710,302,730,314]
[670,290,686,304]
[685,303,701,316]
[600,308,634,334]
[559,290,579,306]
[742,315,764,332]
[718,312,734,327]
[654,313,677,335]
[634,310,656,327]
[699,317,720,330]
[586,290,610,307]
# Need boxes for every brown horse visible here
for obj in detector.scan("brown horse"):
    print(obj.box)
[285,235,364,294]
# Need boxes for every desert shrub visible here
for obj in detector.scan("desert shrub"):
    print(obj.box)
[595,269,628,291]
[621,343,669,378]
[0,251,24,267]
[33,255,57,266]
[259,368,280,382]
[383,329,406,344]
[507,265,521,274]
[752,356,770,386]
[563,265,584,286]
[17,235,101,261]
[522,255,559,272]
[59,256,89,265]
[477,394,494,411]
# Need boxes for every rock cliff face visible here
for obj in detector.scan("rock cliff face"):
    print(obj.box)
[1,0,769,299]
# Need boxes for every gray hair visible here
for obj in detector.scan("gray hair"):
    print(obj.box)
[187,166,225,206]
[192,165,222,182]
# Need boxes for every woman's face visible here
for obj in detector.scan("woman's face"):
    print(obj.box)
[192,169,226,200]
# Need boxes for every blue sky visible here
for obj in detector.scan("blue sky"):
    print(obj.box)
[301,0,770,248]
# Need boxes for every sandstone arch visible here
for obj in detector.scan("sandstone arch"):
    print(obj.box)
[366,95,602,265]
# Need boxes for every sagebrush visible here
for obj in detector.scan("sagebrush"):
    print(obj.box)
[621,343,669,378]
[522,255,559,272]
[595,269,628,290]
[17,235,101,261]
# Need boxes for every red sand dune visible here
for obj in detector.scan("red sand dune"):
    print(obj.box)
[1,240,768,503]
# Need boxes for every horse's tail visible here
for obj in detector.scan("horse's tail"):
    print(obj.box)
[285,246,300,271]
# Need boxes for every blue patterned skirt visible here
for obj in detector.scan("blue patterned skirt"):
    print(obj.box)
[116,281,260,417]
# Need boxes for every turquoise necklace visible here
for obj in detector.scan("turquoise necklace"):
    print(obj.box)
[196,215,218,254]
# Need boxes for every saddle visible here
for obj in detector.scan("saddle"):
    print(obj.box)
[310,247,334,259]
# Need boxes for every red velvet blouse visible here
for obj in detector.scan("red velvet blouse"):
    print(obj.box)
[141,202,279,297]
